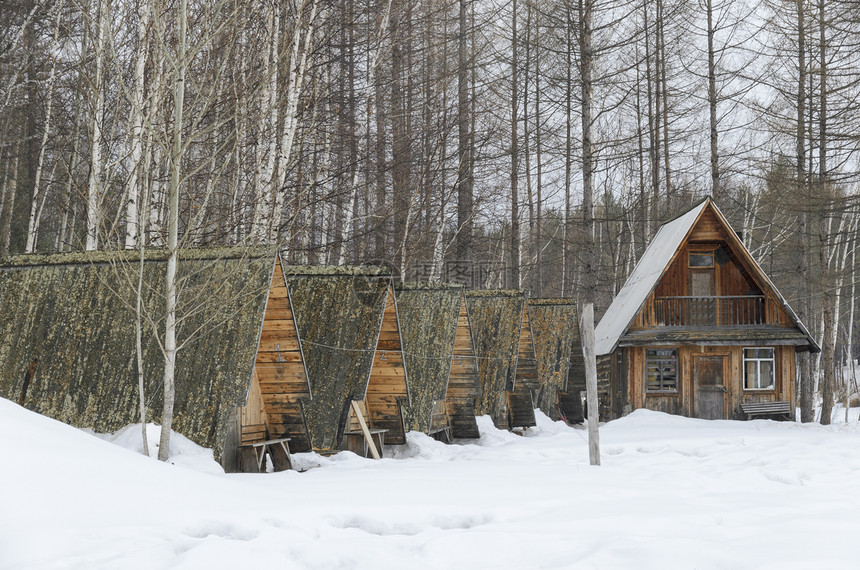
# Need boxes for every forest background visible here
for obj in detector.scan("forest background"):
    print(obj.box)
[1,0,858,424]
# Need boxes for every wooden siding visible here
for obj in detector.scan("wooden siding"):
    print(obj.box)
[510,303,538,427]
[624,344,796,419]
[635,238,792,330]
[446,296,481,438]
[365,287,409,444]
[243,258,312,451]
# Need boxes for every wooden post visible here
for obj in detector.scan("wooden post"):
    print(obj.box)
[579,303,600,466]
[351,400,381,459]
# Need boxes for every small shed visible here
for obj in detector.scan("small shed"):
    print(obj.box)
[0,248,273,468]
[465,290,524,429]
[527,299,581,421]
[395,283,463,440]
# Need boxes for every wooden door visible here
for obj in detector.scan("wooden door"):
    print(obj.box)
[694,355,727,419]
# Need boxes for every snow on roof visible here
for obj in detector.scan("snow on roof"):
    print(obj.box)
[594,200,708,355]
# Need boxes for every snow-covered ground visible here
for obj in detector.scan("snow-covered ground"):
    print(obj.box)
[3,398,860,569]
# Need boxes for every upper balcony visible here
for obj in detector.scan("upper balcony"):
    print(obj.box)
[639,295,775,328]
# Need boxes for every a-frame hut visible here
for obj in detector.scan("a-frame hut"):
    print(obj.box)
[594,197,819,420]
[395,283,462,440]
[465,290,524,429]
[270,265,395,455]
[445,291,482,438]
[0,248,274,469]
[508,300,538,428]
[358,283,410,446]
[527,299,581,421]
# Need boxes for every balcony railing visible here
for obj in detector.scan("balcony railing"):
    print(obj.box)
[643,295,769,327]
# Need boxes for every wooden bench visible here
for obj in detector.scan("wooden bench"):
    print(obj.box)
[740,401,792,421]
[239,437,292,472]
[343,429,388,458]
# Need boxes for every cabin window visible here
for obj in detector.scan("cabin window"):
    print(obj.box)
[646,348,678,393]
[689,253,714,268]
[743,348,775,390]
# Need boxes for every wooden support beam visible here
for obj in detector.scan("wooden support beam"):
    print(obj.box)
[580,303,600,466]
[351,400,381,459]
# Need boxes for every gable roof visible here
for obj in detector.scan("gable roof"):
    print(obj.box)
[0,248,275,459]
[594,197,819,355]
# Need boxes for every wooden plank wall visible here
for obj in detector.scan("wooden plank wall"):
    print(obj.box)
[515,304,539,392]
[626,344,796,419]
[446,296,481,438]
[365,286,409,444]
[243,259,312,451]
[509,303,538,427]
[633,205,795,329]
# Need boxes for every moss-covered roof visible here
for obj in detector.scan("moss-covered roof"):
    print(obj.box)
[395,287,462,433]
[528,298,577,306]
[0,246,277,268]
[281,265,391,277]
[465,289,524,298]
[0,249,273,459]
[528,301,580,419]
[394,281,465,292]
[285,272,390,452]
[465,293,524,424]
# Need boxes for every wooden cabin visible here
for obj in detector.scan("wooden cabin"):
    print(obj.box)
[594,197,819,421]
[446,292,482,438]
[0,248,274,470]
[237,261,408,462]
[527,299,581,422]
[395,284,463,441]
[465,290,525,429]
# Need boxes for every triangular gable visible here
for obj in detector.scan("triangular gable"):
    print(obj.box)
[364,284,410,444]
[445,293,481,438]
[595,197,819,355]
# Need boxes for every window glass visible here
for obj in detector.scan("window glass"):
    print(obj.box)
[743,347,775,390]
[646,348,678,393]
[689,253,714,267]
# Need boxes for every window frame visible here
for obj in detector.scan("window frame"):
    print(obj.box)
[688,251,715,268]
[645,347,680,394]
[743,347,776,391]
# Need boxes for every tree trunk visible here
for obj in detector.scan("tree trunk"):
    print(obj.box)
[706,0,719,199]
[796,0,813,423]
[579,0,596,305]
[159,0,187,461]
[457,0,473,262]
[510,0,520,288]
[125,0,152,249]
[86,0,110,251]
[817,0,833,425]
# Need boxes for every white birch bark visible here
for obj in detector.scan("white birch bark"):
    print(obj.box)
[86,0,110,251]
[25,1,64,253]
[159,0,187,462]
[85,0,110,250]
[125,0,152,249]
[250,3,279,243]
[271,0,319,244]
